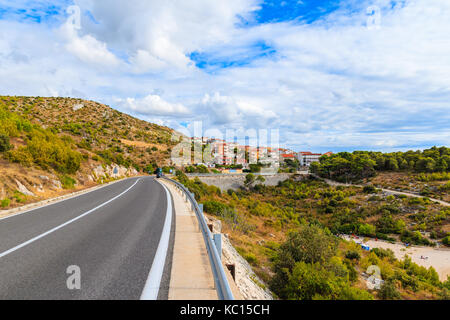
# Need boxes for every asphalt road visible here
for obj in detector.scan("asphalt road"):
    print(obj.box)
[0,176,174,300]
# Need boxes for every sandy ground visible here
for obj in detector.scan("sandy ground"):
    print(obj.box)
[343,235,450,281]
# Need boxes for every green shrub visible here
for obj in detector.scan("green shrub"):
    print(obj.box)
[363,185,378,194]
[371,248,395,261]
[60,175,76,189]
[401,230,433,246]
[243,252,258,266]
[203,200,229,216]
[5,124,82,174]
[345,250,360,260]
[1,198,11,208]
[6,147,34,166]
[358,223,376,237]
[162,166,173,174]
[13,191,26,203]
[378,280,401,300]
[0,134,12,152]
[442,236,450,247]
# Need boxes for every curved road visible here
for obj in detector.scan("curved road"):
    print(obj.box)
[0,177,174,300]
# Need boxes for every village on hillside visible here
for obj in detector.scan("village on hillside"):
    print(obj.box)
[183,136,333,173]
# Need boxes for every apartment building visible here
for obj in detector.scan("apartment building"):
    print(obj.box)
[297,151,333,166]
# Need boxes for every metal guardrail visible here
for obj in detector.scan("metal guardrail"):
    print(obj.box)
[162,176,234,300]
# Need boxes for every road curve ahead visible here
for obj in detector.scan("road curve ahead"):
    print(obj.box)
[0,177,173,300]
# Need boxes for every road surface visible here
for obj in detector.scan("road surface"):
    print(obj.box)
[0,176,174,300]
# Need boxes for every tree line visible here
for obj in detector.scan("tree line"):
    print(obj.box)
[310,146,450,182]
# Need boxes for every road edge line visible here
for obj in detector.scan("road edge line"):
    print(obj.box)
[140,180,173,300]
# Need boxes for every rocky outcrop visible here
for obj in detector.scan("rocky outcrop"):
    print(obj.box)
[15,179,35,196]
[72,103,84,111]
[91,164,138,181]
[51,179,62,190]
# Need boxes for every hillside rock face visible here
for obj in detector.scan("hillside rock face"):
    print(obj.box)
[15,179,35,196]
[92,164,138,181]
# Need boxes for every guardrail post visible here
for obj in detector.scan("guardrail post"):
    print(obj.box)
[190,192,195,211]
[213,233,222,259]
[198,204,203,232]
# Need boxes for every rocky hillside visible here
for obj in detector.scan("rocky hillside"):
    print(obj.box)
[0,96,179,211]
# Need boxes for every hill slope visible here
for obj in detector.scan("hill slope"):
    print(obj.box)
[0,96,179,211]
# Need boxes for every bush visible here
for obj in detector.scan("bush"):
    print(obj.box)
[363,185,378,194]
[279,261,373,300]
[378,280,401,300]
[243,252,258,266]
[60,175,76,189]
[13,191,26,203]
[358,223,376,237]
[442,236,450,247]
[203,200,232,216]
[1,198,11,208]
[401,230,433,246]
[370,248,395,261]
[345,250,360,260]
[162,166,173,174]
[0,134,11,152]
[6,147,34,166]
[6,128,82,174]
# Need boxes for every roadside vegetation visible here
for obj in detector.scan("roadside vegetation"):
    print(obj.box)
[1,103,82,173]
[175,171,450,300]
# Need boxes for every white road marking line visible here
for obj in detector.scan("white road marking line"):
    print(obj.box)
[140,180,173,300]
[0,179,141,259]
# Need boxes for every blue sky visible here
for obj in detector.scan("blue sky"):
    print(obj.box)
[0,0,449,153]
[253,0,341,24]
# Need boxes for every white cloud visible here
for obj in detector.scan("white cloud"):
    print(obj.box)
[74,0,259,72]
[117,95,190,117]
[59,17,120,67]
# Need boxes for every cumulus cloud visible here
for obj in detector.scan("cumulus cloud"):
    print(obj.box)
[74,0,259,72]
[117,95,190,117]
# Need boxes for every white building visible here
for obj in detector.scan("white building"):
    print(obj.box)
[297,152,324,166]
